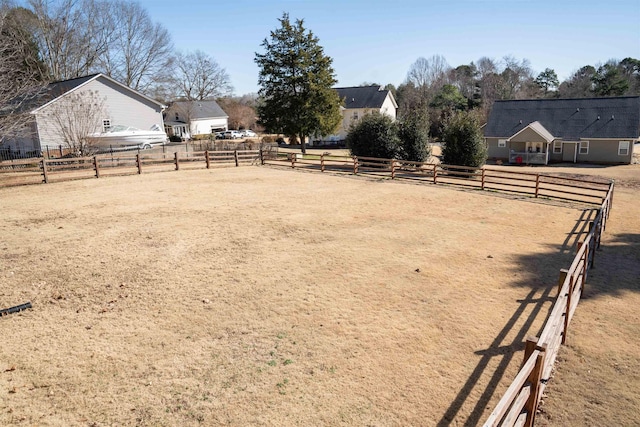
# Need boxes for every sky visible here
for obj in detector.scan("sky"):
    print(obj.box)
[137,0,640,96]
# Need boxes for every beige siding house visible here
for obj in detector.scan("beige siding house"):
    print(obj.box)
[4,73,165,154]
[484,97,640,165]
[316,85,397,143]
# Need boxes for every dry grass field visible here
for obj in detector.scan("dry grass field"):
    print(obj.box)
[0,164,638,426]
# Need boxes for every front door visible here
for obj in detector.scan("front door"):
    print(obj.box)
[562,142,577,162]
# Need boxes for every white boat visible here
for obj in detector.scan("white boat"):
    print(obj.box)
[90,124,168,150]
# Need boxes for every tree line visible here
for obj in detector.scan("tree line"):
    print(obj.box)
[393,55,640,140]
[254,15,639,166]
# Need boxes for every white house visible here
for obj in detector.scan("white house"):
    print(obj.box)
[163,100,228,139]
[330,85,398,141]
[2,73,166,155]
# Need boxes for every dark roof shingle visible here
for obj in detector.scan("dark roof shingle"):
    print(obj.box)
[335,86,392,109]
[485,96,640,140]
[167,100,227,120]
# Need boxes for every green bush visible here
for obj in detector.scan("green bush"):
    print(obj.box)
[346,113,402,159]
[398,110,430,163]
[441,110,487,167]
[346,112,430,162]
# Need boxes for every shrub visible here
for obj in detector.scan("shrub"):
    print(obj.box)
[346,113,402,159]
[441,110,487,167]
[347,112,430,162]
[398,110,430,163]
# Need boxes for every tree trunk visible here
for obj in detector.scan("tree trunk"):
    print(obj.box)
[300,133,306,154]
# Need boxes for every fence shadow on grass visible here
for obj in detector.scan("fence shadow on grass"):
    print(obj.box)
[436,209,598,426]
[581,232,640,299]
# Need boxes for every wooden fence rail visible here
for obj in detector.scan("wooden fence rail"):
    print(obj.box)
[2,150,612,206]
[263,152,611,205]
[483,182,614,427]
[0,150,261,185]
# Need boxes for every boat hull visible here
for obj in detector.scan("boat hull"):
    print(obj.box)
[90,126,168,150]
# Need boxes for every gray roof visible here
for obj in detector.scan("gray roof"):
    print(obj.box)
[46,74,99,98]
[336,86,393,109]
[485,96,640,140]
[166,100,228,120]
[1,74,100,115]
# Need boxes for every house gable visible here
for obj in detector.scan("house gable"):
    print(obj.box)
[32,74,165,115]
[332,86,397,139]
[336,85,397,110]
[508,121,554,143]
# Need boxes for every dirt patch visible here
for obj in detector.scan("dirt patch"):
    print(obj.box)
[0,166,637,426]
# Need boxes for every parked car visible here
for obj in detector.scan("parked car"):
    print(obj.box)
[242,129,257,138]
[215,131,225,139]
[223,130,243,139]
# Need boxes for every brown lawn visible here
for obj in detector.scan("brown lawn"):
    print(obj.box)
[0,164,638,426]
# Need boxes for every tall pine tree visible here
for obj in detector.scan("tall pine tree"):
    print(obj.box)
[255,13,341,153]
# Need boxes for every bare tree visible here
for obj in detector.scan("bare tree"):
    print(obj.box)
[42,89,106,155]
[28,0,172,94]
[0,1,49,145]
[406,54,450,101]
[172,50,233,100]
[28,0,112,81]
[100,1,173,92]
[218,97,258,130]
[407,55,450,89]
[500,55,535,99]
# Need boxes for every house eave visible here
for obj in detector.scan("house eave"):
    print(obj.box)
[31,73,165,115]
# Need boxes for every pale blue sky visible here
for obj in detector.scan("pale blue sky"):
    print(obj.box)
[140,0,640,95]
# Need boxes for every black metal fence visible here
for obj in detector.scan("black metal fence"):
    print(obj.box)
[0,147,41,161]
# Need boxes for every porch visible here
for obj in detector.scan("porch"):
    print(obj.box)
[506,120,553,165]
[509,150,549,165]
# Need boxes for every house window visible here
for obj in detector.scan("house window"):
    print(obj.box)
[579,140,589,155]
[498,139,506,148]
[352,112,359,121]
[553,141,562,153]
[102,119,111,132]
[618,141,630,156]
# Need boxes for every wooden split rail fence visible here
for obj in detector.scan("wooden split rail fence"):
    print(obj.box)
[0,150,261,186]
[263,152,612,205]
[482,182,614,427]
